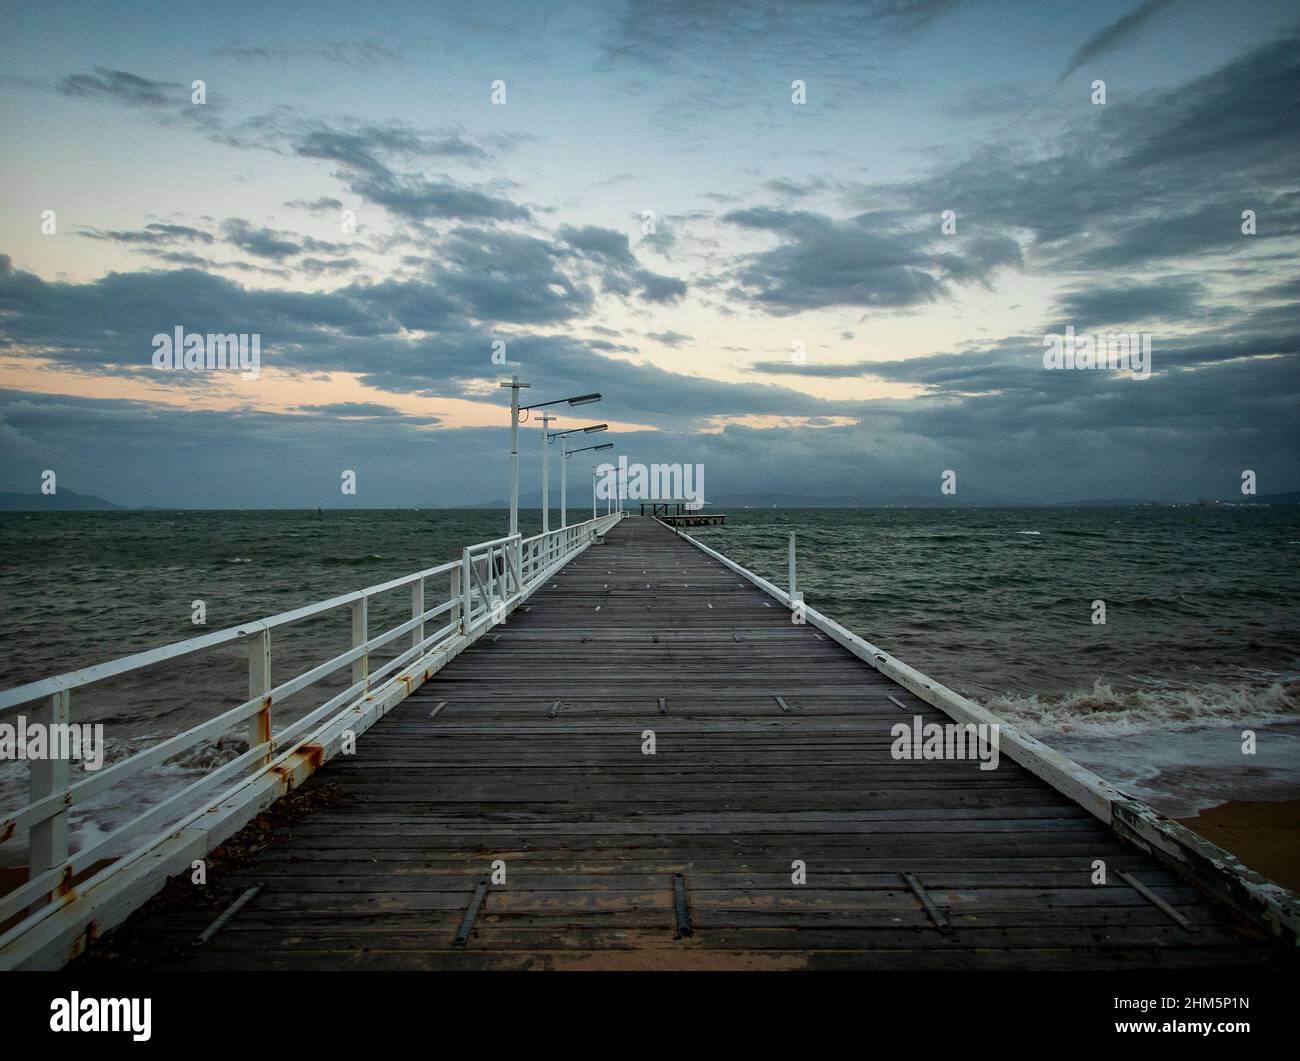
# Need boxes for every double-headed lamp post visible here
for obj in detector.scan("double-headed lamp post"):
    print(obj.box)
[547,423,609,528]
[499,376,600,536]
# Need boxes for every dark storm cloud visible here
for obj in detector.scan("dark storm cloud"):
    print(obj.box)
[0,239,838,425]
[0,254,382,365]
[429,228,592,323]
[345,172,530,224]
[881,35,1300,275]
[286,197,344,214]
[220,219,303,261]
[288,120,491,171]
[720,208,1021,314]
[78,219,352,272]
[1057,0,1180,83]
[77,223,215,246]
[1052,279,1212,327]
[764,177,837,200]
[297,257,363,277]
[0,210,692,383]
[556,225,686,304]
[48,68,530,228]
[738,309,1299,502]
[52,67,225,133]
[59,68,179,107]
[0,250,663,390]
[232,113,531,225]
[647,331,693,347]
[294,402,409,418]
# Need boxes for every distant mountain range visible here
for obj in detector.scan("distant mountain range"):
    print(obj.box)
[3,489,1297,512]
[713,490,1300,508]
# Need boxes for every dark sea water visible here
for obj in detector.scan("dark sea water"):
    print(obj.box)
[1,505,1298,864]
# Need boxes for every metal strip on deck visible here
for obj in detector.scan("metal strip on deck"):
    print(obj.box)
[83,517,1289,970]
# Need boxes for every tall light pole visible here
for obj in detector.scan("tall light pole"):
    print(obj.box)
[500,376,530,537]
[539,410,554,533]
[503,386,601,536]
[547,423,608,528]
[561,441,613,527]
[592,465,598,520]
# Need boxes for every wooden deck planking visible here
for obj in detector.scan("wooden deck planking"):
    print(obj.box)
[97,516,1284,970]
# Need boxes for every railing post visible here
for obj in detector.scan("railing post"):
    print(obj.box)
[461,548,473,633]
[351,596,369,687]
[248,628,272,766]
[512,535,523,595]
[411,577,425,650]
[449,565,462,632]
[29,689,71,899]
[789,531,797,600]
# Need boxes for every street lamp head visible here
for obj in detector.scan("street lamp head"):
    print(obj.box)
[549,422,607,441]
[567,392,602,406]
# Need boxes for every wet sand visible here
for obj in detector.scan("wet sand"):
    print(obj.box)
[1178,798,1300,892]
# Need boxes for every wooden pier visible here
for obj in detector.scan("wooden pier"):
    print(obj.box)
[75,518,1291,970]
[639,500,725,527]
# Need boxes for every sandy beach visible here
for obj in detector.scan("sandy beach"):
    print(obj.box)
[1179,798,1300,892]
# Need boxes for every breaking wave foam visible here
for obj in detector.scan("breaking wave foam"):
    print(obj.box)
[981,679,1300,740]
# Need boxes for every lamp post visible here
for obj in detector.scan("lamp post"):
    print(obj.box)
[561,441,613,527]
[501,384,600,536]
[547,424,609,528]
[539,410,554,533]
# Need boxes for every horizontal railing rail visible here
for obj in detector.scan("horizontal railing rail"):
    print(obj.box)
[0,511,623,951]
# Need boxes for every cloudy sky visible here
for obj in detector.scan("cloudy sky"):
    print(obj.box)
[1,0,1297,507]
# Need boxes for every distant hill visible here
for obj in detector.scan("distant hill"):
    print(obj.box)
[0,490,126,511]
[1240,490,1300,505]
[710,492,860,508]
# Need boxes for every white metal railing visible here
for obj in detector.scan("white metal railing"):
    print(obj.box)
[0,511,623,933]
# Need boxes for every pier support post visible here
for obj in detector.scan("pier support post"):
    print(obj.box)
[450,566,462,631]
[411,578,425,650]
[512,535,523,596]
[460,549,473,633]
[248,629,272,766]
[28,689,70,899]
[351,597,368,688]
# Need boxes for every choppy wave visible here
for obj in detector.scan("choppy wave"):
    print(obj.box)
[982,679,1300,740]
[0,730,260,869]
